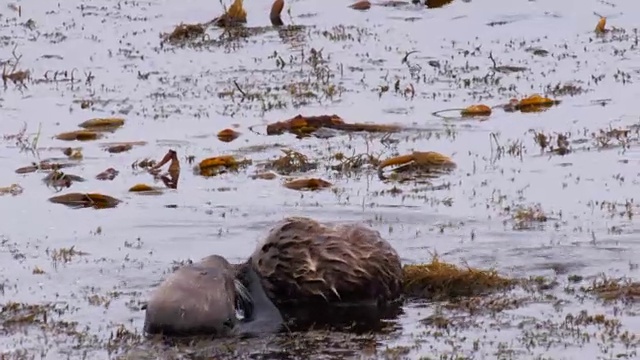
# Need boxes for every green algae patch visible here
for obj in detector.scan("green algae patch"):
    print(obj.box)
[402,255,516,300]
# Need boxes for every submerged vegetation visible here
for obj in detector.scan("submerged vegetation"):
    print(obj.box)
[1,0,640,358]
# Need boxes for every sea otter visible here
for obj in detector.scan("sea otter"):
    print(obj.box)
[143,254,282,338]
[144,217,403,336]
[235,217,404,328]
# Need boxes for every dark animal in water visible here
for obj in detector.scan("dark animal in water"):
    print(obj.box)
[238,217,404,317]
[143,255,250,337]
[143,254,282,338]
[144,217,403,337]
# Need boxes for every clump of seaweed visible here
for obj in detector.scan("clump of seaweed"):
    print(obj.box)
[96,168,119,181]
[581,276,640,303]
[265,114,400,137]
[349,1,371,11]
[196,155,251,177]
[264,149,317,175]
[48,193,122,209]
[213,0,247,28]
[129,184,164,195]
[164,23,206,43]
[148,149,181,189]
[0,184,23,196]
[3,122,42,155]
[403,255,515,300]
[217,128,241,142]
[377,151,456,181]
[15,160,76,174]
[49,246,89,264]
[1,302,51,326]
[330,151,380,174]
[2,45,30,90]
[509,204,549,230]
[283,178,332,191]
[78,118,125,131]
[42,170,85,191]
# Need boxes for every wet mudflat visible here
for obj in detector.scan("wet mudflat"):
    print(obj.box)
[2,0,640,358]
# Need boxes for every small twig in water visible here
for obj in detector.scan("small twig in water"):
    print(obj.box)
[233,80,246,97]
[401,50,419,65]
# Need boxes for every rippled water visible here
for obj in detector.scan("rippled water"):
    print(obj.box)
[2,0,640,358]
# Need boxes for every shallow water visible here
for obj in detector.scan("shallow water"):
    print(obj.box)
[1,0,640,358]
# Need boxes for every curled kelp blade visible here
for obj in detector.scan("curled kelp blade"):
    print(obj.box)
[78,117,125,131]
[196,155,251,177]
[283,178,332,191]
[48,193,121,209]
[15,161,77,174]
[377,151,456,181]
[129,184,164,195]
[55,130,104,142]
[217,128,241,143]
[264,114,401,137]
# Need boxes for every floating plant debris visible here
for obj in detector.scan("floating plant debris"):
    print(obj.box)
[595,17,606,34]
[217,128,241,142]
[505,94,561,113]
[55,130,103,142]
[213,0,247,27]
[78,118,125,130]
[266,114,400,137]
[460,104,492,117]
[283,178,332,191]
[43,171,85,189]
[148,150,181,189]
[62,147,83,160]
[378,151,456,181]
[48,193,121,209]
[270,0,284,26]
[165,23,205,43]
[264,149,317,175]
[403,255,515,300]
[129,184,164,195]
[15,161,76,174]
[105,144,132,153]
[349,0,371,10]
[96,168,119,181]
[425,0,455,8]
[197,155,250,177]
[0,184,23,196]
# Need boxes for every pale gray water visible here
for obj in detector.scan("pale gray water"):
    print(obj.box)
[1,0,640,358]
